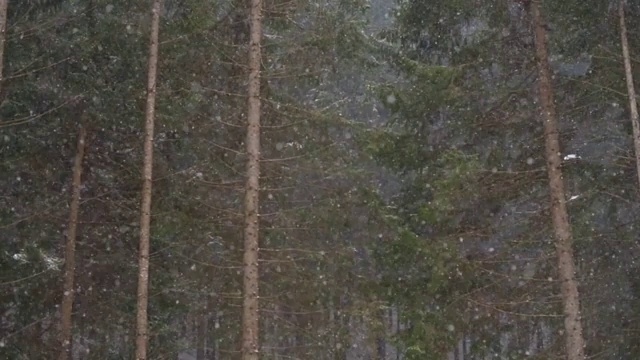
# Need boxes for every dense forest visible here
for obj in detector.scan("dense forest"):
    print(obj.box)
[2,0,640,359]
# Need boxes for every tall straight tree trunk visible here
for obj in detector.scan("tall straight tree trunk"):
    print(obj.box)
[58,125,87,360]
[618,0,640,190]
[135,1,162,359]
[242,0,263,357]
[0,0,7,96]
[530,2,586,359]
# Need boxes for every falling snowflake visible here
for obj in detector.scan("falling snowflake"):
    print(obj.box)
[386,94,396,104]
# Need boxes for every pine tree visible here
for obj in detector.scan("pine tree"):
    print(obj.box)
[530,1,586,358]
[58,124,86,360]
[618,0,640,191]
[241,0,263,357]
[135,0,162,358]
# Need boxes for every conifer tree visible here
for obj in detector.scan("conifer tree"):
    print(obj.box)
[242,0,263,358]
[58,124,86,360]
[618,0,640,191]
[135,0,162,358]
[530,1,586,358]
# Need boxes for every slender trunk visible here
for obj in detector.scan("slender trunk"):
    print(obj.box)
[0,0,7,96]
[242,0,263,357]
[196,306,208,360]
[619,0,640,190]
[58,126,87,360]
[135,1,162,359]
[530,2,586,359]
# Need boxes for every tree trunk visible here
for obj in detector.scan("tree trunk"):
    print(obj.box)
[618,0,640,190]
[135,1,162,359]
[0,0,7,96]
[242,0,263,357]
[58,125,87,360]
[530,2,586,359]
[196,306,208,360]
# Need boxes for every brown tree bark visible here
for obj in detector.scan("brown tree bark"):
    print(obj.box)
[135,1,162,359]
[242,0,263,357]
[58,126,87,360]
[618,0,640,190]
[530,2,586,359]
[0,0,7,96]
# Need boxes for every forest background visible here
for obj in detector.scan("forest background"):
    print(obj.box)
[2,0,640,359]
